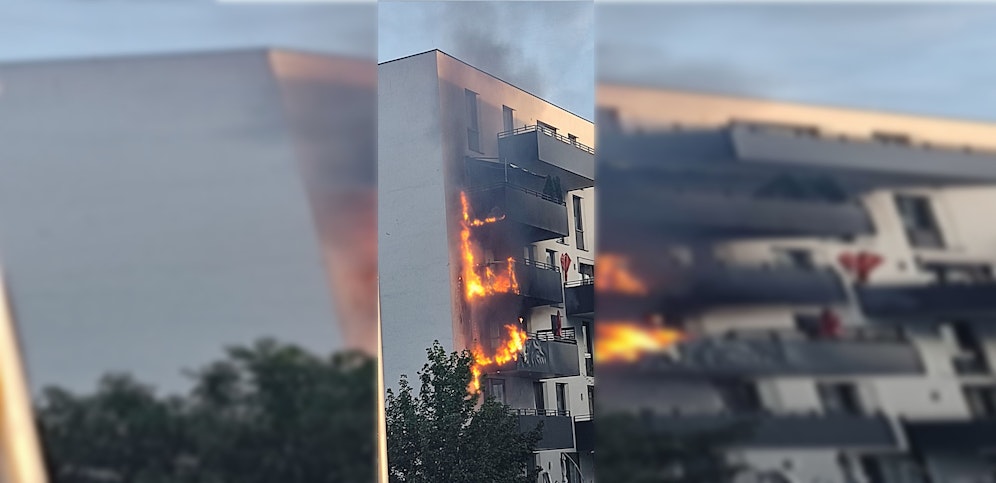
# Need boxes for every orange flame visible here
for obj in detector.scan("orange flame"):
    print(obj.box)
[469,324,528,393]
[597,322,684,363]
[596,254,649,295]
[460,192,519,299]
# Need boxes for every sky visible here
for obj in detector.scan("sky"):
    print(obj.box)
[0,0,375,62]
[379,1,595,120]
[598,4,996,122]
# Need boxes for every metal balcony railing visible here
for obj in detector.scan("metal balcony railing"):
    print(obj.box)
[498,125,595,155]
[564,277,594,288]
[534,327,577,343]
[513,408,571,417]
[466,181,566,206]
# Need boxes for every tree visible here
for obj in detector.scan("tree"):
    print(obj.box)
[596,411,749,483]
[386,341,542,483]
[34,338,376,483]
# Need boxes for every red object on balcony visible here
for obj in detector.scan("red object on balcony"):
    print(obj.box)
[554,311,563,337]
[561,253,571,282]
[838,251,883,284]
[818,308,842,338]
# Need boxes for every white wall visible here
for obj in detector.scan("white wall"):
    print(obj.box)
[378,52,456,389]
[0,50,344,394]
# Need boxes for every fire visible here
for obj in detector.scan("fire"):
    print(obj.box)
[596,254,648,295]
[460,191,519,299]
[597,322,684,363]
[469,324,528,393]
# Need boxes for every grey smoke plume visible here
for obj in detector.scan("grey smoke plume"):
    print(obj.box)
[440,1,591,105]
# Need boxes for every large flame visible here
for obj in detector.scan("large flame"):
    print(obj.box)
[596,254,649,295]
[469,324,528,393]
[460,191,519,299]
[597,322,684,363]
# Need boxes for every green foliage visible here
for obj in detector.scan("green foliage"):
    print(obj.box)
[596,411,748,483]
[34,338,376,483]
[386,341,542,483]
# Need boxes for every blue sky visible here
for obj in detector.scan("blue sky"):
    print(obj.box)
[598,4,996,122]
[0,0,374,62]
[379,1,595,120]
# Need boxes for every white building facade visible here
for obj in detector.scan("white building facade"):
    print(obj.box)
[380,50,595,482]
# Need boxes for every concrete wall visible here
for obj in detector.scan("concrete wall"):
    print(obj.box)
[378,52,455,389]
[0,50,343,394]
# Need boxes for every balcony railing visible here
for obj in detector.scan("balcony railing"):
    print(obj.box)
[534,327,577,342]
[565,278,594,318]
[492,337,581,379]
[498,125,594,191]
[499,125,595,155]
[513,408,571,417]
[856,281,996,319]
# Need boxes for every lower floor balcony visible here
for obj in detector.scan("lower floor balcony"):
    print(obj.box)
[516,409,575,451]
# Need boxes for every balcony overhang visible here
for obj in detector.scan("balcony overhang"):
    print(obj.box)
[499,126,594,191]
[856,282,996,320]
[599,125,996,191]
[601,187,874,241]
[574,417,594,452]
[625,334,923,377]
[564,280,594,319]
[904,420,996,453]
[494,338,580,379]
[465,183,570,244]
[517,412,576,451]
[657,266,847,313]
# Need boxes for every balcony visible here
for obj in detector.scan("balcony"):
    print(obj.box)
[629,330,923,377]
[494,336,581,379]
[658,265,847,313]
[600,189,875,240]
[730,123,996,186]
[856,282,996,320]
[650,413,900,449]
[465,183,569,243]
[903,420,996,453]
[600,125,996,193]
[498,125,594,191]
[516,409,575,451]
[515,259,565,307]
[574,416,594,452]
[564,279,594,318]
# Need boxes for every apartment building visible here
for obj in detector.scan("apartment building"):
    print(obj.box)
[598,85,996,483]
[379,50,595,482]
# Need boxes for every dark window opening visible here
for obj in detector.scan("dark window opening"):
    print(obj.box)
[895,194,944,249]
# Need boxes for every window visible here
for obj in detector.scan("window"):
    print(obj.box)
[487,379,506,404]
[963,386,996,418]
[525,245,537,262]
[568,133,578,145]
[573,195,586,251]
[546,249,557,268]
[579,262,594,281]
[465,89,481,153]
[502,105,514,133]
[555,383,568,415]
[533,382,545,412]
[772,248,814,269]
[895,194,944,249]
[818,382,863,415]
[587,385,594,416]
